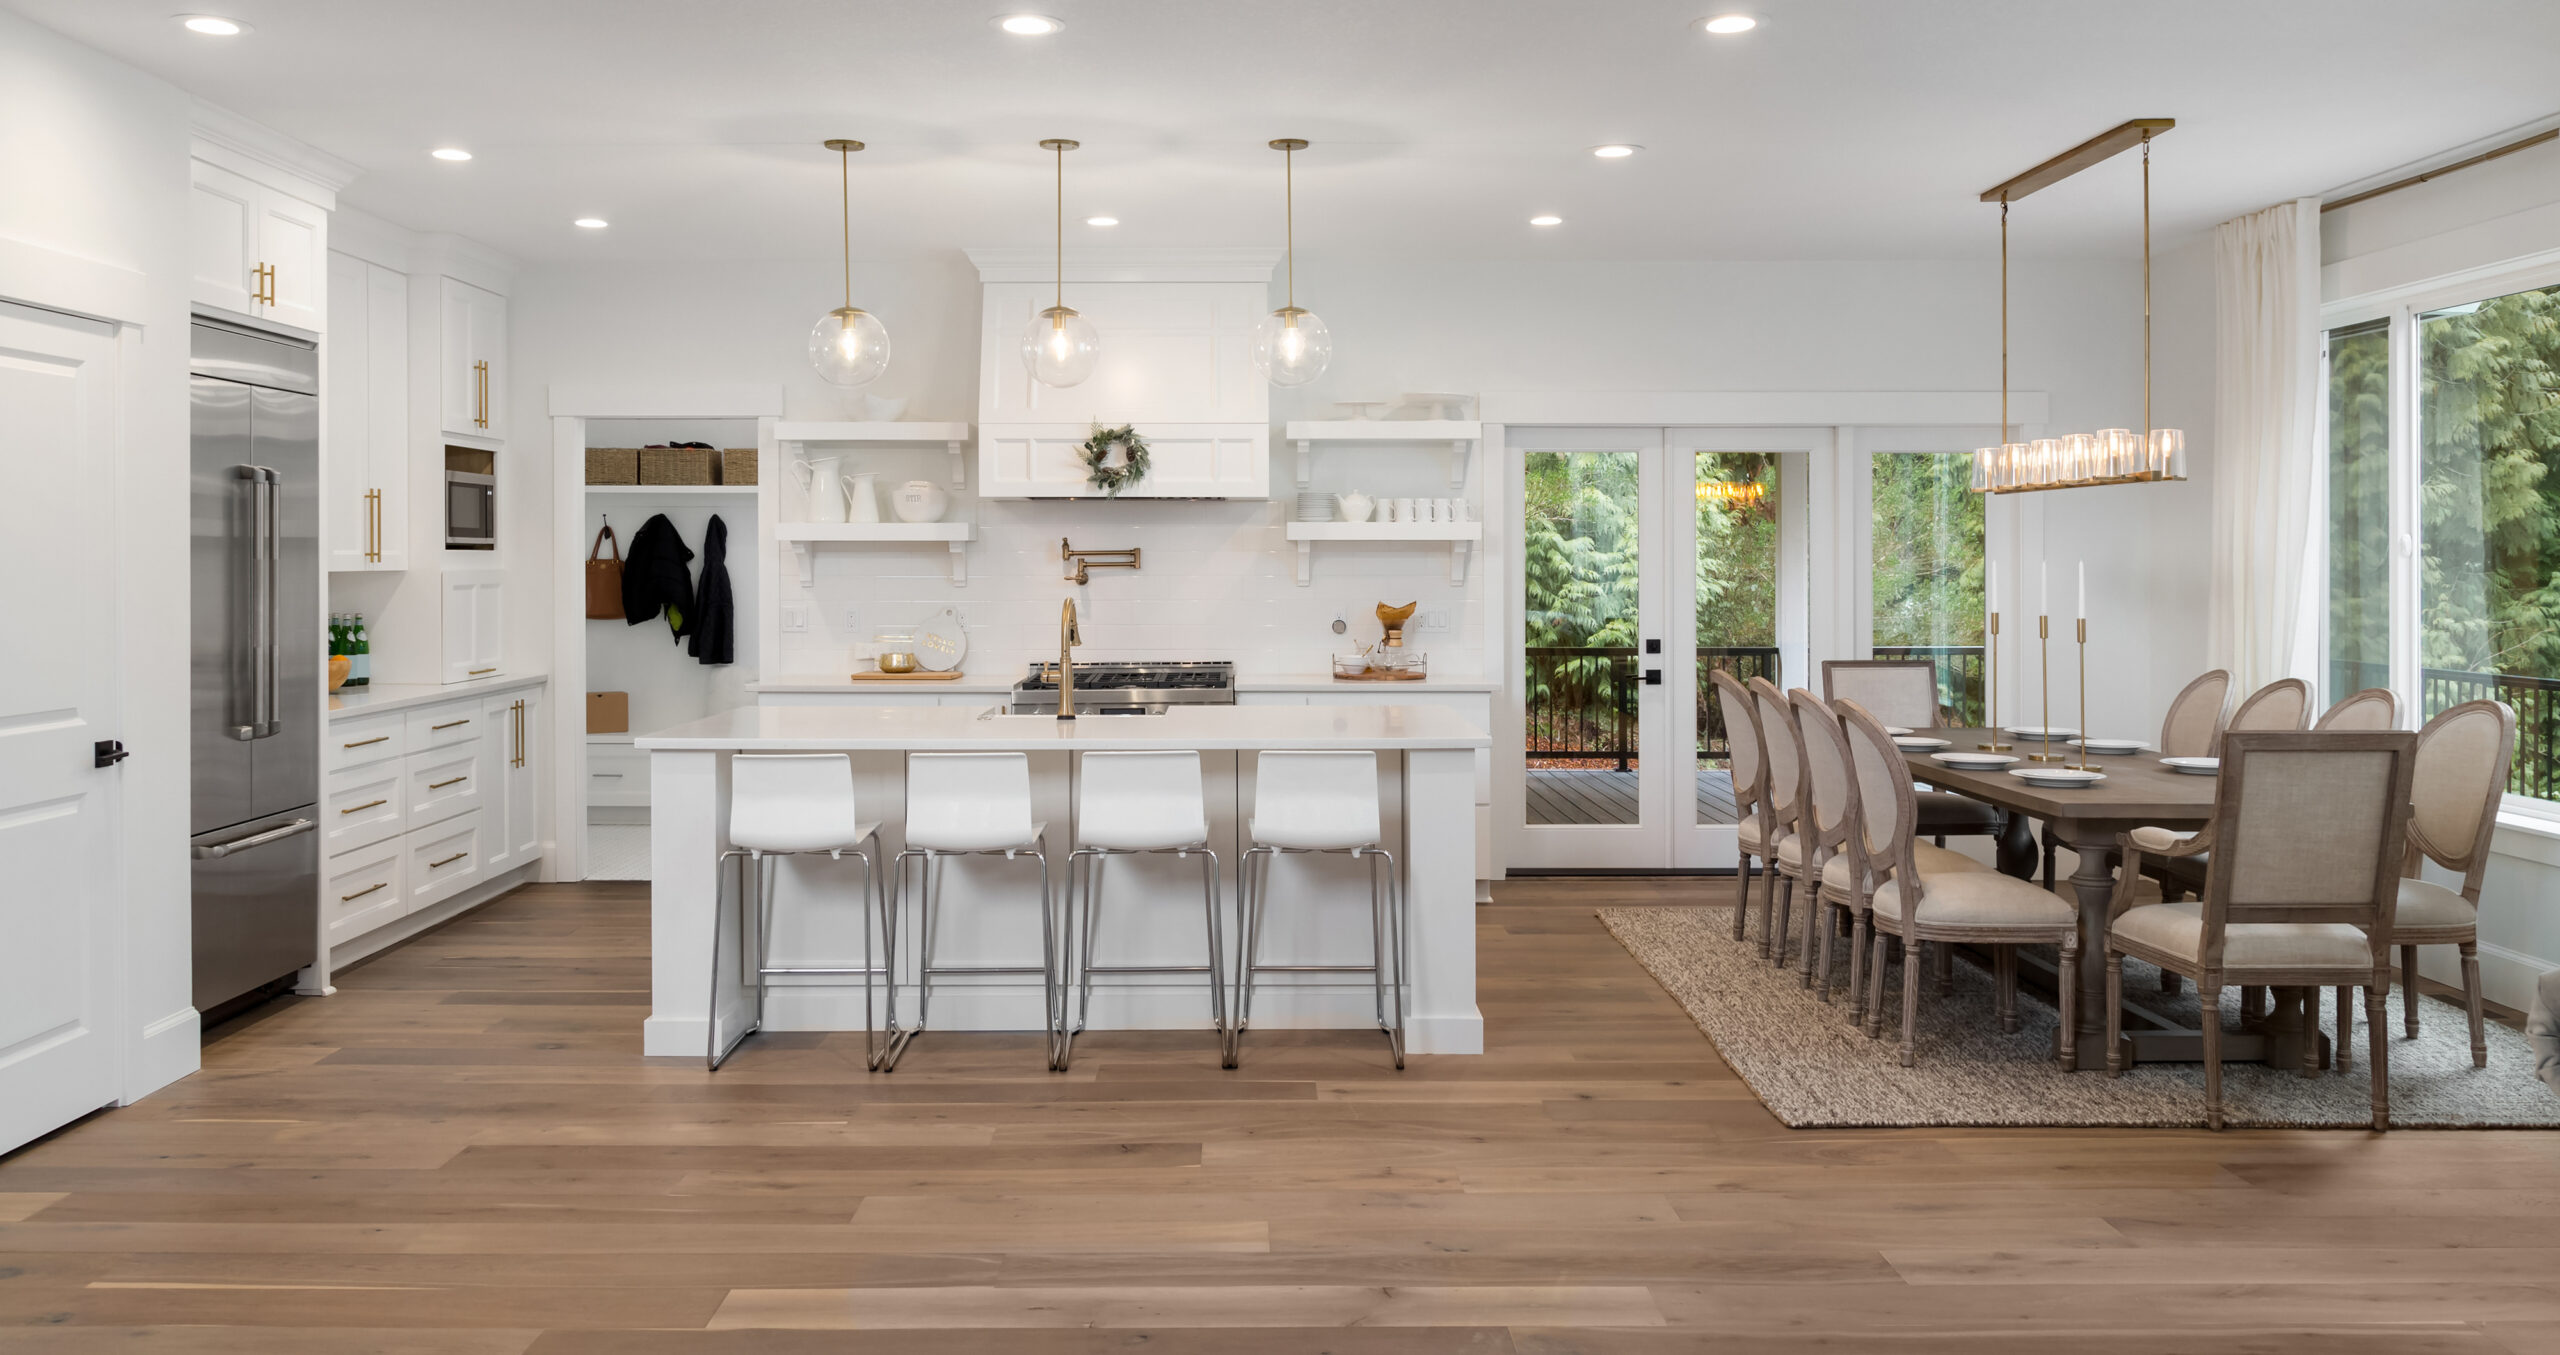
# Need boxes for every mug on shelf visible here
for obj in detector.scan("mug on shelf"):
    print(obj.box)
[1396,497,1419,524]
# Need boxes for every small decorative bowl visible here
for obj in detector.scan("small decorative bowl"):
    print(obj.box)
[877,652,919,674]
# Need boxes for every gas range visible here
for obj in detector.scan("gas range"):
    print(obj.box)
[1008,660,1236,716]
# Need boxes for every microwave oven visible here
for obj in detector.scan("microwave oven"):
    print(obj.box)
[445,470,495,549]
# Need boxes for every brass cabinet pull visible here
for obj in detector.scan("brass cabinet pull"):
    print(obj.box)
[468,668,497,677]
[429,851,468,869]
[431,718,471,730]
[366,488,381,562]
[428,775,467,790]
[340,881,387,902]
[339,798,387,815]
[342,735,390,749]
[472,359,489,427]
[512,698,526,767]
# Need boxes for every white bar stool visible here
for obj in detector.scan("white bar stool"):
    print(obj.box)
[880,751,1060,1072]
[1232,750,1406,1070]
[708,753,885,1071]
[1057,751,1228,1071]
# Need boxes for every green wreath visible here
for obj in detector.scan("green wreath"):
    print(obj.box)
[1079,423,1150,496]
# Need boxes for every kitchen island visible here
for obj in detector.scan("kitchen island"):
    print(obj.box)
[637,703,1490,1058]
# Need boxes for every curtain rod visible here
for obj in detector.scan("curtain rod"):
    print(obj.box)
[2322,128,2558,213]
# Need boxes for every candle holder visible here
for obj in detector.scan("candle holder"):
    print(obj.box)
[1979,610,2013,751]
[2028,614,2067,762]
[2075,616,2090,772]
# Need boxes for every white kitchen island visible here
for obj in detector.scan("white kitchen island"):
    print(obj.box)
[638,703,1489,1059]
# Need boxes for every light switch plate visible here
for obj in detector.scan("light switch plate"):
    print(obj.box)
[779,603,810,633]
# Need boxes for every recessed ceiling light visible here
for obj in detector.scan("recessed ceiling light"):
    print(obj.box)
[178,14,247,35]
[997,13,1063,35]
[1085,216,1118,227]
[574,218,608,229]
[430,147,473,162]
[1591,144,1641,159]
[1699,13,1757,34]
[1529,215,1564,227]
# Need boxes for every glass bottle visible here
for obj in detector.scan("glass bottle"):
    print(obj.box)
[349,614,371,687]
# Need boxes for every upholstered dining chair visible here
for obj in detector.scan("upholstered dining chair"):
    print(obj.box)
[2316,688,2400,731]
[1800,690,1991,1015]
[1838,698,2081,1068]
[2220,677,2314,746]
[2383,699,2515,1069]
[2051,668,2240,895]
[1752,677,1812,969]
[1710,669,1774,948]
[1822,659,2006,849]
[2104,729,2418,1130]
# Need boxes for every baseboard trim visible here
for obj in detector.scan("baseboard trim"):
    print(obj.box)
[2411,939,2555,1016]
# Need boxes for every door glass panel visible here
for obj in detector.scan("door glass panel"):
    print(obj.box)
[2326,319,2391,702]
[1693,452,1779,825]
[1870,453,1986,725]
[2418,283,2560,799]
[1524,449,1641,825]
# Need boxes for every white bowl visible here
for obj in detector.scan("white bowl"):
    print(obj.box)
[861,394,909,421]
[1893,736,1951,751]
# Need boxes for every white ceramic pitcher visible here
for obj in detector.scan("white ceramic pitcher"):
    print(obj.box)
[845,471,882,524]
[794,455,848,523]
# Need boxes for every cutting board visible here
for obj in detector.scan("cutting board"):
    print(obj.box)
[846,670,968,682]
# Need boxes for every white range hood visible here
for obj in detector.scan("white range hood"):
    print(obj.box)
[968,248,1277,499]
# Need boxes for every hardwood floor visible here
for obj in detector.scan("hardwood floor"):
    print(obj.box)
[5,875,2558,1352]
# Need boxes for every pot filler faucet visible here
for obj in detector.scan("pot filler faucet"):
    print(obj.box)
[1056,597,1083,720]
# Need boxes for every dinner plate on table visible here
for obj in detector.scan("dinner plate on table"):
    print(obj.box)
[1883,726,1915,736]
[2005,726,2080,740]
[2009,767,2106,788]
[2159,756,2220,775]
[2070,736,2148,756]
[1893,735,1951,751]
[1931,751,2018,769]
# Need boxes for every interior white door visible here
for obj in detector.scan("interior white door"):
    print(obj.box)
[0,302,125,1155]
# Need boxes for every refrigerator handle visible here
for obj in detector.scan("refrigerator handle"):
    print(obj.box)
[192,816,315,860]
[254,466,281,739]
[230,465,265,741]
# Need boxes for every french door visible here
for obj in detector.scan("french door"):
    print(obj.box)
[1509,428,1807,872]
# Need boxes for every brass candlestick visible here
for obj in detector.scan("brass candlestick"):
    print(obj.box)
[2075,617,2090,771]
[2028,614,2065,762]
[1979,610,2012,751]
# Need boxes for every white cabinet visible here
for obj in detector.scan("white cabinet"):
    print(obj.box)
[406,812,485,912]
[586,737,649,809]
[188,158,327,331]
[322,759,406,856]
[439,278,507,439]
[484,689,541,875]
[441,570,506,683]
[324,836,407,945]
[325,252,409,571]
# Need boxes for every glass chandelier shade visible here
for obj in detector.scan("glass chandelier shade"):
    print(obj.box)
[809,139,890,389]
[1251,306,1332,386]
[810,307,891,388]
[1022,304,1102,387]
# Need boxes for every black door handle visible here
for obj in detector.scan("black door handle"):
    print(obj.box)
[95,740,129,768]
[1643,669,1662,686]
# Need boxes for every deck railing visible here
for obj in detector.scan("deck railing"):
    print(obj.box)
[1523,645,1783,769]
[2331,659,2560,800]
[1873,644,1988,729]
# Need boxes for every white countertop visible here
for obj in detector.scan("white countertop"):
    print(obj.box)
[636,702,1491,752]
[750,670,1499,695]
[326,672,547,721]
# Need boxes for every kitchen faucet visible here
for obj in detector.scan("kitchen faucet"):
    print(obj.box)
[1056,597,1082,720]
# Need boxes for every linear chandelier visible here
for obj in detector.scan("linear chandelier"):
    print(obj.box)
[1972,118,2187,496]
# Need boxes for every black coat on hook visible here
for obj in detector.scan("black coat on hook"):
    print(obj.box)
[689,514,735,666]
[622,512,695,641]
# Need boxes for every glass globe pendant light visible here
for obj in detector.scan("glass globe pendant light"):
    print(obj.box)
[1251,137,1332,386]
[807,138,890,387]
[1021,138,1101,387]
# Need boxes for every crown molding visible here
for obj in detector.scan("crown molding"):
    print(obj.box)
[188,98,361,201]
[965,246,1281,285]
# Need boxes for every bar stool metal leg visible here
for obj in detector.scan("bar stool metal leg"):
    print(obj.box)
[1228,844,1407,1071]
[708,841,887,1072]
[1057,845,1227,1072]
[877,844,1059,1073]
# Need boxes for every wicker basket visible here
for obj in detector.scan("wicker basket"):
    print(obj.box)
[584,448,640,485]
[719,448,758,486]
[639,446,717,485]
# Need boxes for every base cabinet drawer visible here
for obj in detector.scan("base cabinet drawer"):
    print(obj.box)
[325,838,407,942]
[407,743,486,829]
[408,701,485,752]
[587,741,649,808]
[406,811,483,912]
[323,760,406,855]
[329,710,409,772]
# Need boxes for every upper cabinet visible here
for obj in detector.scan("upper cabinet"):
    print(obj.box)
[325,251,409,572]
[439,278,507,441]
[188,158,329,332]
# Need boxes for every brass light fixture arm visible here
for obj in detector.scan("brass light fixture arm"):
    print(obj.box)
[822,139,864,315]
[1269,138,1308,313]
[1040,139,1080,319]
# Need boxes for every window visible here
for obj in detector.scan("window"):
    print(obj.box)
[1694,452,1779,825]
[1869,452,1986,725]
[2324,277,2560,803]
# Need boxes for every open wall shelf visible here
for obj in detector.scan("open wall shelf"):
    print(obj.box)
[774,421,973,486]
[1284,419,1483,490]
[774,521,974,587]
[1283,519,1481,586]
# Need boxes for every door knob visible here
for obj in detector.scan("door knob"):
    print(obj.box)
[1643,669,1662,686]
[94,739,129,768]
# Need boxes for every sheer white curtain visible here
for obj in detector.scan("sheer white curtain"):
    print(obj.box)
[2207,198,2324,695]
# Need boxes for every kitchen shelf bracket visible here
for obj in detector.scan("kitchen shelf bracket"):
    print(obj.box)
[787,538,969,589]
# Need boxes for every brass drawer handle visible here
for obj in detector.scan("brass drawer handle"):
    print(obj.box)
[343,735,390,748]
[428,775,468,790]
[340,881,388,902]
[429,851,469,869]
[431,718,472,730]
[339,798,387,815]
[468,668,497,677]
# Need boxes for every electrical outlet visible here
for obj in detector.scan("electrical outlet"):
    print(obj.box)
[779,603,810,634]
[841,604,863,635]
[1415,607,1450,633]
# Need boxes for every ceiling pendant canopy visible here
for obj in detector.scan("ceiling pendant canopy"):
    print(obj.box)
[1972,118,2186,495]
[807,138,891,388]
[1021,138,1101,388]
[1251,137,1332,387]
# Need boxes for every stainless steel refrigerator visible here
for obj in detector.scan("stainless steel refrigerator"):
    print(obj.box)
[191,315,321,1014]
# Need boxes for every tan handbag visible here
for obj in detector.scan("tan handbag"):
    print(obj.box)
[585,524,624,619]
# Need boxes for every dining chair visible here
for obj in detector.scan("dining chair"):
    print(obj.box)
[2316,688,2399,732]
[2219,677,2313,747]
[1822,659,2005,850]
[1800,690,1990,1014]
[2050,668,2238,895]
[2382,699,2514,1069]
[1711,669,1775,948]
[2103,729,2417,1130]
[1749,677,1808,967]
[1838,698,2080,1068]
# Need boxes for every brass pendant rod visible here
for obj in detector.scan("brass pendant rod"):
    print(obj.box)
[1054,141,1063,314]
[2142,132,2153,439]
[1284,142,1295,311]
[840,143,852,312]
[2000,198,2010,447]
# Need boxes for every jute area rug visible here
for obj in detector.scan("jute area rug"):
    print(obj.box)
[1601,904,2560,1130]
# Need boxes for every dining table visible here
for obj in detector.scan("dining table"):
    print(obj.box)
[1898,728,2333,1072]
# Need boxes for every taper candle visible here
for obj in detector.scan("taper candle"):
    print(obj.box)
[2077,561,2085,620]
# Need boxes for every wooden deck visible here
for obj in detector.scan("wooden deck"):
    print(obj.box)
[1528,767,1738,824]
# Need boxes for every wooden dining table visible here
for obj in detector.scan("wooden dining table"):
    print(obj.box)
[1899,729,2332,1072]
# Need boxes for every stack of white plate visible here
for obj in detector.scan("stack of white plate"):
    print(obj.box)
[1295,492,1331,522]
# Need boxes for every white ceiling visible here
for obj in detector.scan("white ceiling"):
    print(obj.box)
[14,0,2560,266]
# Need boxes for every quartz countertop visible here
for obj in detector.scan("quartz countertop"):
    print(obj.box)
[636,702,1490,752]
[327,672,547,720]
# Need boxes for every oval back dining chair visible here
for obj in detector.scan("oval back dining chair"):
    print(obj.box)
[2219,678,2313,749]
[1789,689,1858,994]
[1750,677,1807,966]
[1711,668,1772,947]
[2316,688,2400,731]
[2159,669,2233,758]
[2387,699,2515,1068]
[1825,658,2003,850]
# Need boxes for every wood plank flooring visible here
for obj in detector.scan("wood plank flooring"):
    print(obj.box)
[4,875,2557,1352]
